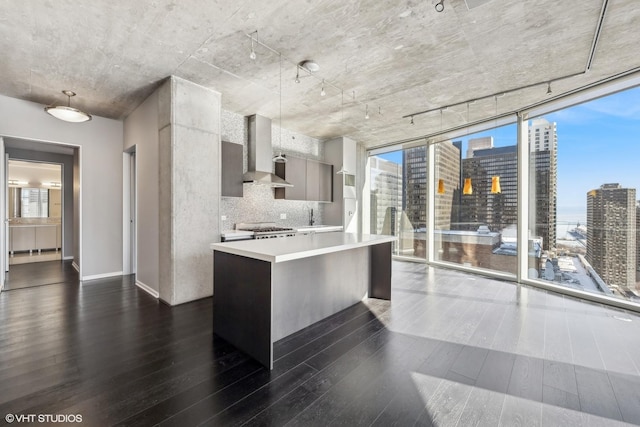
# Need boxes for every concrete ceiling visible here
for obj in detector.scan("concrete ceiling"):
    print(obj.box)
[1,1,639,149]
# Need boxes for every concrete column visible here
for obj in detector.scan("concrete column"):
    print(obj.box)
[159,76,221,305]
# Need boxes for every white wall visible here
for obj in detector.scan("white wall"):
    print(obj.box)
[123,91,159,293]
[0,94,124,279]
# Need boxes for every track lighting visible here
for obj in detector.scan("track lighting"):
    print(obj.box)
[365,104,370,120]
[435,0,445,12]
[410,116,414,125]
[249,31,257,60]
[546,82,552,95]
[295,67,300,83]
[320,80,326,97]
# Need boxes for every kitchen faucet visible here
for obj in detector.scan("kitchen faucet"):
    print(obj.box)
[307,206,315,226]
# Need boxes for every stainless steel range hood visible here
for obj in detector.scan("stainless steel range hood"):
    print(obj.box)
[243,114,293,188]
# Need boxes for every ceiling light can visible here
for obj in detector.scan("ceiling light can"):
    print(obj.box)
[300,60,320,73]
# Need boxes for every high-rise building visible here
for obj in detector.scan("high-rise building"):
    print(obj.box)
[435,141,461,230]
[586,184,637,291]
[460,144,518,232]
[529,118,557,152]
[457,122,557,249]
[369,156,402,235]
[403,147,426,229]
[529,118,558,250]
[400,141,462,231]
[466,136,493,159]
[637,200,640,273]
[529,119,558,250]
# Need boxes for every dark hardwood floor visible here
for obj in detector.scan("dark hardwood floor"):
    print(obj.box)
[3,260,78,291]
[1,261,640,426]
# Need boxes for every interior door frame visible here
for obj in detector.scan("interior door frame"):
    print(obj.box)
[123,147,137,275]
[1,138,5,290]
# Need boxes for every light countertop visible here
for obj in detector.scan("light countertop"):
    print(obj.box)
[295,225,343,233]
[211,232,396,263]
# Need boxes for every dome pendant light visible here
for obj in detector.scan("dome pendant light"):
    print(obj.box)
[44,90,92,123]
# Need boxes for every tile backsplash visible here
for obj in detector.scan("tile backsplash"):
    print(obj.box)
[220,110,329,230]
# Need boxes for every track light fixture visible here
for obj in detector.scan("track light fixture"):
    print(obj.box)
[245,36,380,124]
[435,0,445,12]
[249,30,257,60]
[403,70,584,122]
[410,116,414,125]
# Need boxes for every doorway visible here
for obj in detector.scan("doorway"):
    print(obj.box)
[123,148,137,276]
[1,137,79,292]
[7,160,63,265]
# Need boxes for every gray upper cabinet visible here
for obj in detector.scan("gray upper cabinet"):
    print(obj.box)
[275,155,306,200]
[221,141,243,197]
[305,159,320,201]
[318,162,333,202]
[275,156,332,202]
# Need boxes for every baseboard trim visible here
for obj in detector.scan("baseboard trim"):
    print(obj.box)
[135,280,159,299]
[72,262,80,273]
[82,271,123,281]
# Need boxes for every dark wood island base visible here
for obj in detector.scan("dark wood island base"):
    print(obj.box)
[211,235,394,369]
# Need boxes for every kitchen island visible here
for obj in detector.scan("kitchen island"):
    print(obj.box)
[210,232,396,369]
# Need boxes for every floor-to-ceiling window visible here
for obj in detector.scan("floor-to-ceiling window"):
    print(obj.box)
[527,87,640,304]
[433,124,519,276]
[369,147,427,260]
[365,82,640,311]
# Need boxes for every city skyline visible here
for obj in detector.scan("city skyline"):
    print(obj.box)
[378,86,640,225]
